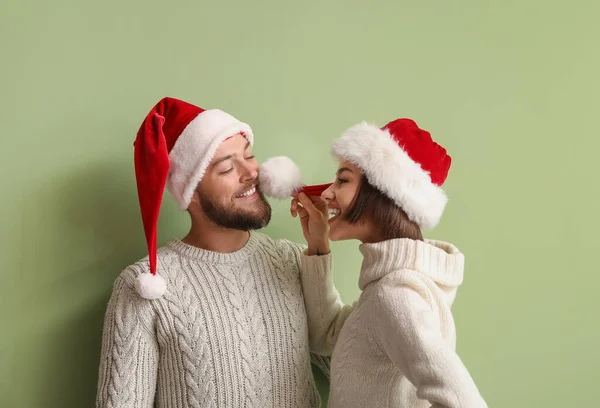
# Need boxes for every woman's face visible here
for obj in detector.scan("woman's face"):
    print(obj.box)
[321,160,376,242]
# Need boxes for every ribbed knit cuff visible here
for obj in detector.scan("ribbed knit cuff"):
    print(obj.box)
[300,251,333,291]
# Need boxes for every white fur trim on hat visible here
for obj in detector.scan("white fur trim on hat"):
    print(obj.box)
[332,122,447,229]
[166,109,254,210]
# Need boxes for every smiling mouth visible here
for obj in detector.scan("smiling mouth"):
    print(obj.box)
[236,186,257,198]
[328,208,341,221]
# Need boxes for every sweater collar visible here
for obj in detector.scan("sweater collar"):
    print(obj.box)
[166,231,261,264]
[358,238,465,290]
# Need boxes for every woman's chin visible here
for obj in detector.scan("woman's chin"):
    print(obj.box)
[328,228,342,242]
[329,227,356,242]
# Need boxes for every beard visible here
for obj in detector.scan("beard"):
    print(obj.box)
[199,188,272,231]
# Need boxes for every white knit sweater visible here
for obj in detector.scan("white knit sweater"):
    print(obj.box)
[301,238,487,408]
[96,232,330,408]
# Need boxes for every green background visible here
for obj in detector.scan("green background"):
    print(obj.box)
[2,1,598,407]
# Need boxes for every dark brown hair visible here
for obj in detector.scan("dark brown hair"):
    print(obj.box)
[344,176,423,241]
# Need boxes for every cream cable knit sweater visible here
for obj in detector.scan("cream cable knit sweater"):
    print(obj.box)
[96,232,330,408]
[301,238,487,408]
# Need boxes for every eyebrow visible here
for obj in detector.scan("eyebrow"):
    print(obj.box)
[212,154,233,167]
[337,167,352,176]
[211,141,252,167]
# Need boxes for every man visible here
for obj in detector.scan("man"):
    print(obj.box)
[96,97,336,408]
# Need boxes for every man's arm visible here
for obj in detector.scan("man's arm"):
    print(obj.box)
[96,275,159,408]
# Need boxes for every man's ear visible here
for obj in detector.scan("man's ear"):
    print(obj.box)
[188,188,201,209]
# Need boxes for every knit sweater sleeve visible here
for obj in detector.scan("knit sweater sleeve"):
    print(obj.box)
[299,251,354,356]
[96,273,159,408]
[373,279,487,408]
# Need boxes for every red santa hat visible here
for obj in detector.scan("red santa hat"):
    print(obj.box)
[133,97,253,299]
[332,118,451,230]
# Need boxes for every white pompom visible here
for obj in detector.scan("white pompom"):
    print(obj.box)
[259,156,303,199]
[135,273,167,299]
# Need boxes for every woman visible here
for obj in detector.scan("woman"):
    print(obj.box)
[291,118,487,407]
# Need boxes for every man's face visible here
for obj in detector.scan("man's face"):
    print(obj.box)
[193,134,271,230]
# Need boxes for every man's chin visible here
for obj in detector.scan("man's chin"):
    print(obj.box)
[234,215,271,231]
[241,209,272,230]
[225,203,272,230]
[201,192,272,231]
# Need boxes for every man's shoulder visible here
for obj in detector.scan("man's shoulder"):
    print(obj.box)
[115,244,181,286]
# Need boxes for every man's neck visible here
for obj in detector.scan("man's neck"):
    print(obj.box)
[181,222,251,253]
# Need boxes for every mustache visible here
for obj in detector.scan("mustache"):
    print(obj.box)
[235,179,259,196]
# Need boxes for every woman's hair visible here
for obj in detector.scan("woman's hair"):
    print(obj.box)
[343,175,423,241]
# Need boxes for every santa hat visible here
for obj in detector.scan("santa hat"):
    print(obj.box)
[133,96,253,299]
[332,118,451,230]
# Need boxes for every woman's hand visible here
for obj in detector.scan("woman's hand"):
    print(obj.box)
[290,192,331,256]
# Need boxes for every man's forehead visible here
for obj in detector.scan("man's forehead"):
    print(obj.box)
[211,135,251,165]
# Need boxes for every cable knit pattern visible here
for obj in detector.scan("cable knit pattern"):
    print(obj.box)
[164,257,215,408]
[106,278,140,407]
[96,232,326,408]
[97,275,159,408]
[264,240,313,408]
[238,262,272,407]
[310,354,331,380]
[215,264,260,408]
